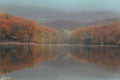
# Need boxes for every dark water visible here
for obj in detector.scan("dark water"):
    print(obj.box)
[0,44,120,80]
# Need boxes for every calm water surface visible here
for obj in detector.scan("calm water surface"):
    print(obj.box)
[0,44,120,80]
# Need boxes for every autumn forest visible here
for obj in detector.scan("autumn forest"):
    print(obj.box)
[0,13,60,44]
[0,12,120,45]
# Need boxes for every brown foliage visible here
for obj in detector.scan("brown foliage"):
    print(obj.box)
[71,22,120,45]
[0,13,59,43]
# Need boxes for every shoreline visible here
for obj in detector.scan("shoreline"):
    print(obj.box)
[0,42,120,47]
[0,42,36,45]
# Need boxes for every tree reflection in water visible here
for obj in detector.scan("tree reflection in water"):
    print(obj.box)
[0,45,59,75]
[0,45,120,75]
[70,46,120,68]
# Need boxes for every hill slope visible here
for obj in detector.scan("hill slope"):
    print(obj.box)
[42,18,120,30]
[0,13,60,44]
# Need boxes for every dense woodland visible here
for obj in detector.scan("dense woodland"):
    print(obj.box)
[0,13,60,44]
[1,13,120,45]
[70,22,120,45]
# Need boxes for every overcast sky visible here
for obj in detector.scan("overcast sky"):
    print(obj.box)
[0,0,120,23]
[1,0,120,12]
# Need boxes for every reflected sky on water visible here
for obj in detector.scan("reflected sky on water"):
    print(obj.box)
[0,44,120,80]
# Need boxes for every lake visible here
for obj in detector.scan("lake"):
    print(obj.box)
[0,44,120,80]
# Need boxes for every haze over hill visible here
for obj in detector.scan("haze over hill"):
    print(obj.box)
[0,6,119,24]
[42,18,120,30]
[1,6,120,30]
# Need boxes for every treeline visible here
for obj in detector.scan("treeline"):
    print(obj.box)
[1,12,120,45]
[0,13,60,44]
[70,22,120,45]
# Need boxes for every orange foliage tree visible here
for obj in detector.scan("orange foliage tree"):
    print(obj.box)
[70,22,120,45]
[0,13,60,44]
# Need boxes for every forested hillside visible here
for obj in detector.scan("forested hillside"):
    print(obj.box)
[70,22,120,45]
[1,12,120,45]
[0,13,60,44]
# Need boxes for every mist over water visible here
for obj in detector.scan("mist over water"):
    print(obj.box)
[0,1,120,80]
[0,45,120,80]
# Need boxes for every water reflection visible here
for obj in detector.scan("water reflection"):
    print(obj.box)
[0,45,59,74]
[0,45,120,80]
[71,46,120,68]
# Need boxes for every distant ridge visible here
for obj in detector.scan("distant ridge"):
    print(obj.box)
[41,20,81,30]
[42,18,120,30]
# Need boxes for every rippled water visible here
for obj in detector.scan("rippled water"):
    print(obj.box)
[0,44,120,80]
